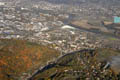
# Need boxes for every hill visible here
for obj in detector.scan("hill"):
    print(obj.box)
[31,49,120,80]
[0,39,60,80]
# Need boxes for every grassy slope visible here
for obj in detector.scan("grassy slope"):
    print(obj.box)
[0,39,60,80]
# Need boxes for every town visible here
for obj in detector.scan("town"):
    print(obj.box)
[0,0,120,53]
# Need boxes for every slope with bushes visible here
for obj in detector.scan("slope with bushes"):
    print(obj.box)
[0,39,60,80]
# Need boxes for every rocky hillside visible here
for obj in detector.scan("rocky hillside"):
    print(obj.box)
[0,39,60,80]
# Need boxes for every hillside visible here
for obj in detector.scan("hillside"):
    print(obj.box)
[31,49,120,80]
[0,39,60,80]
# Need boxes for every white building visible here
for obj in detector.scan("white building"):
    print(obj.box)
[61,25,76,30]
[0,2,5,6]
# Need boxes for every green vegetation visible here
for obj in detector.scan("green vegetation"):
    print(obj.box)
[108,37,119,41]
